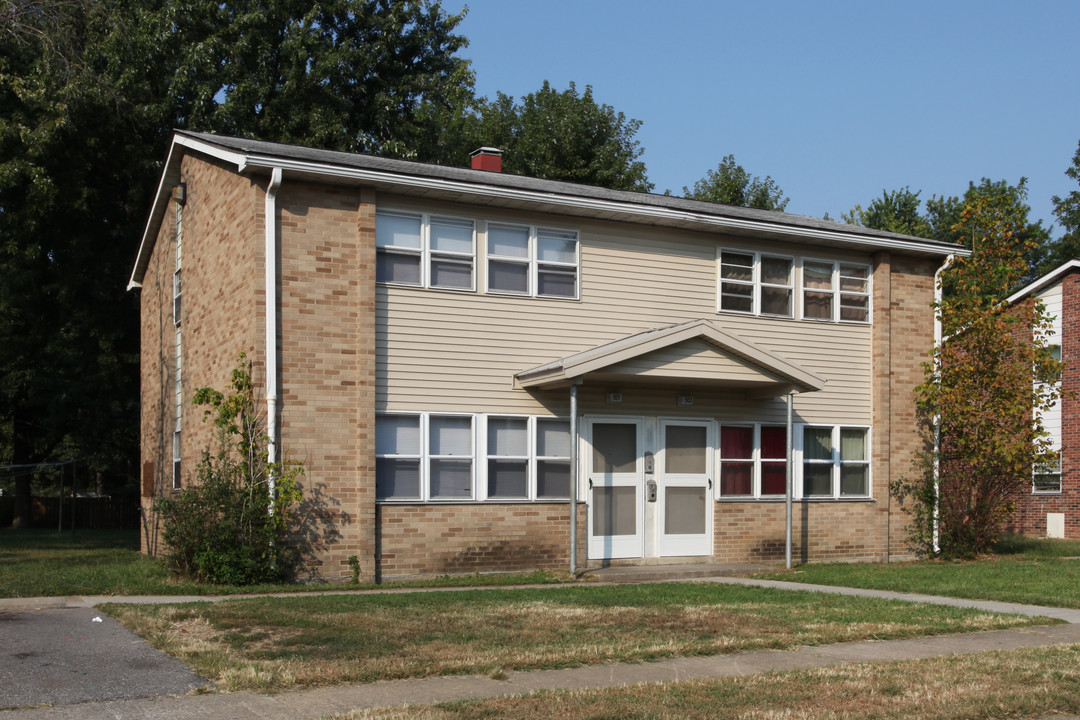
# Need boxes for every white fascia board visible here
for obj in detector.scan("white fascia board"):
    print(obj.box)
[236,155,967,258]
[1007,259,1080,304]
[127,141,183,289]
[127,136,268,290]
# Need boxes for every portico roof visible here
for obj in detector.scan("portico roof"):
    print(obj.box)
[514,319,826,398]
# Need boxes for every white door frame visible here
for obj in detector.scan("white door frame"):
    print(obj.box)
[585,417,644,559]
[657,418,714,556]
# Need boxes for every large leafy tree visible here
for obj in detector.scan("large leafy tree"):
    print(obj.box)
[682,155,789,211]
[845,179,1051,285]
[0,0,473,525]
[1039,140,1080,274]
[893,195,1062,557]
[843,188,932,238]
[457,81,652,192]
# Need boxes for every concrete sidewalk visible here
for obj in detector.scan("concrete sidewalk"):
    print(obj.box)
[6,576,1080,719]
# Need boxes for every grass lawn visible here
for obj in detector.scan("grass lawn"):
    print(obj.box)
[341,644,1080,720]
[102,582,1049,692]
[0,529,569,598]
[760,535,1080,608]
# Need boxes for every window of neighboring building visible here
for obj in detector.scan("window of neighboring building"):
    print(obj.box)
[718,251,794,317]
[377,413,572,502]
[487,223,579,299]
[1034,457,1062,494]
[376,211,475,290]
[800,425,871,498]
[719,424,788,498]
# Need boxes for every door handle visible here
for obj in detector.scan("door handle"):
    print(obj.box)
[708,478,712,490]
[588,479,593,491]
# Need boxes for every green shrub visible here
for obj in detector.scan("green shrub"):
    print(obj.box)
[155,355,303,584]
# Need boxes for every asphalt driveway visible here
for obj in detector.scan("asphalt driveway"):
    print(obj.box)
[0,606,208,709]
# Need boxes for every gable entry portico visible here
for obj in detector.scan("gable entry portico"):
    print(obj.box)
[515,319,826,571]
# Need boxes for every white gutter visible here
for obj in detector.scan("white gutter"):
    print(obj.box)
[932,254,956,555]
[265,167,283,505]
[132,135,969,292]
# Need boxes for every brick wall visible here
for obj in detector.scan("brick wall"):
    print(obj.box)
[276,181,376,581]
[713,501,882,562]
[377,503,585,579]
[871,252,937,559]
[138,153,261,556]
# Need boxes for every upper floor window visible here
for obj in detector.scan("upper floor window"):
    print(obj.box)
[802,260,871,323]
[487,223,579,299]
[719,251,794,317]
[718,250,870,323]
[376,211,475,291]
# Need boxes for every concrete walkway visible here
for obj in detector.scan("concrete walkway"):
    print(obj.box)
[6,575,1080,719]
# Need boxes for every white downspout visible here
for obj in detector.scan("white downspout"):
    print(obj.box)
[569,383,579,576]
[932,254,955,555]
[265,168,283,506]
[785,391,794,569]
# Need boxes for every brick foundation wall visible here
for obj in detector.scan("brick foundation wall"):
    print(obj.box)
[377,503,585,580]
[713,501,883,562]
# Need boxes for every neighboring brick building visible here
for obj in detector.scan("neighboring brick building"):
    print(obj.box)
[1006,260,1080,539]
[129,131,966,581]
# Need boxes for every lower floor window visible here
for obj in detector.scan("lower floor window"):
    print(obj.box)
[719,424,787,498]
[377,412,571,501]
[801,425,870,498]
[1034,457,1062,493]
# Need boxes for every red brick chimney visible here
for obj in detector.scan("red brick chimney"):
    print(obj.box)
[470,147,502,172]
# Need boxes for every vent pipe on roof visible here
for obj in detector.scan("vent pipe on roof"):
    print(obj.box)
[470,147,502,172]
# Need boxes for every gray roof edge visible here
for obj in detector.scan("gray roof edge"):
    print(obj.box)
[171,130,967,256]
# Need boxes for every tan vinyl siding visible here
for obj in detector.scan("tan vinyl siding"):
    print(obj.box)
[376,200,872,425]
[603,338,784,384]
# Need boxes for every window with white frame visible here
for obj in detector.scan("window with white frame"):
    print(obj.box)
[377,413,571,501]
[1034,457,1062,494]
[718,251,794,317]
[375,211,475,290]
[802,260,871,323]
[487,223,579,299]
[801,426,870,498]
[718,424,788,498]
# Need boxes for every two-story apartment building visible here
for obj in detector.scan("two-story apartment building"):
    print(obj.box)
[130,131,965,581]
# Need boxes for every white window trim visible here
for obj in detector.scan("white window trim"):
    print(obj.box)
[716,250,795,318]
[377,412,572,503]
[717,248,872,324]
[717,423,789,500]
[376,210,477,292]
[798,257,872,324]
[795,424,872,499]
[1033,456,1063,495]
[485,222,580,300]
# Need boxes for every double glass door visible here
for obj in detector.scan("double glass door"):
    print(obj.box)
[587,418,712,559]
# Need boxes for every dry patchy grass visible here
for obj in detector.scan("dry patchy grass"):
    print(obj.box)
[343,644,1080,720]
[104,583,1050,692]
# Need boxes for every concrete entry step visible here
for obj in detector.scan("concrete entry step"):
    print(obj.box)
[582,562,772,584]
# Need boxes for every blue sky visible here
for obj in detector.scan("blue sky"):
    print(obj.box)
[455,0,1079,233]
